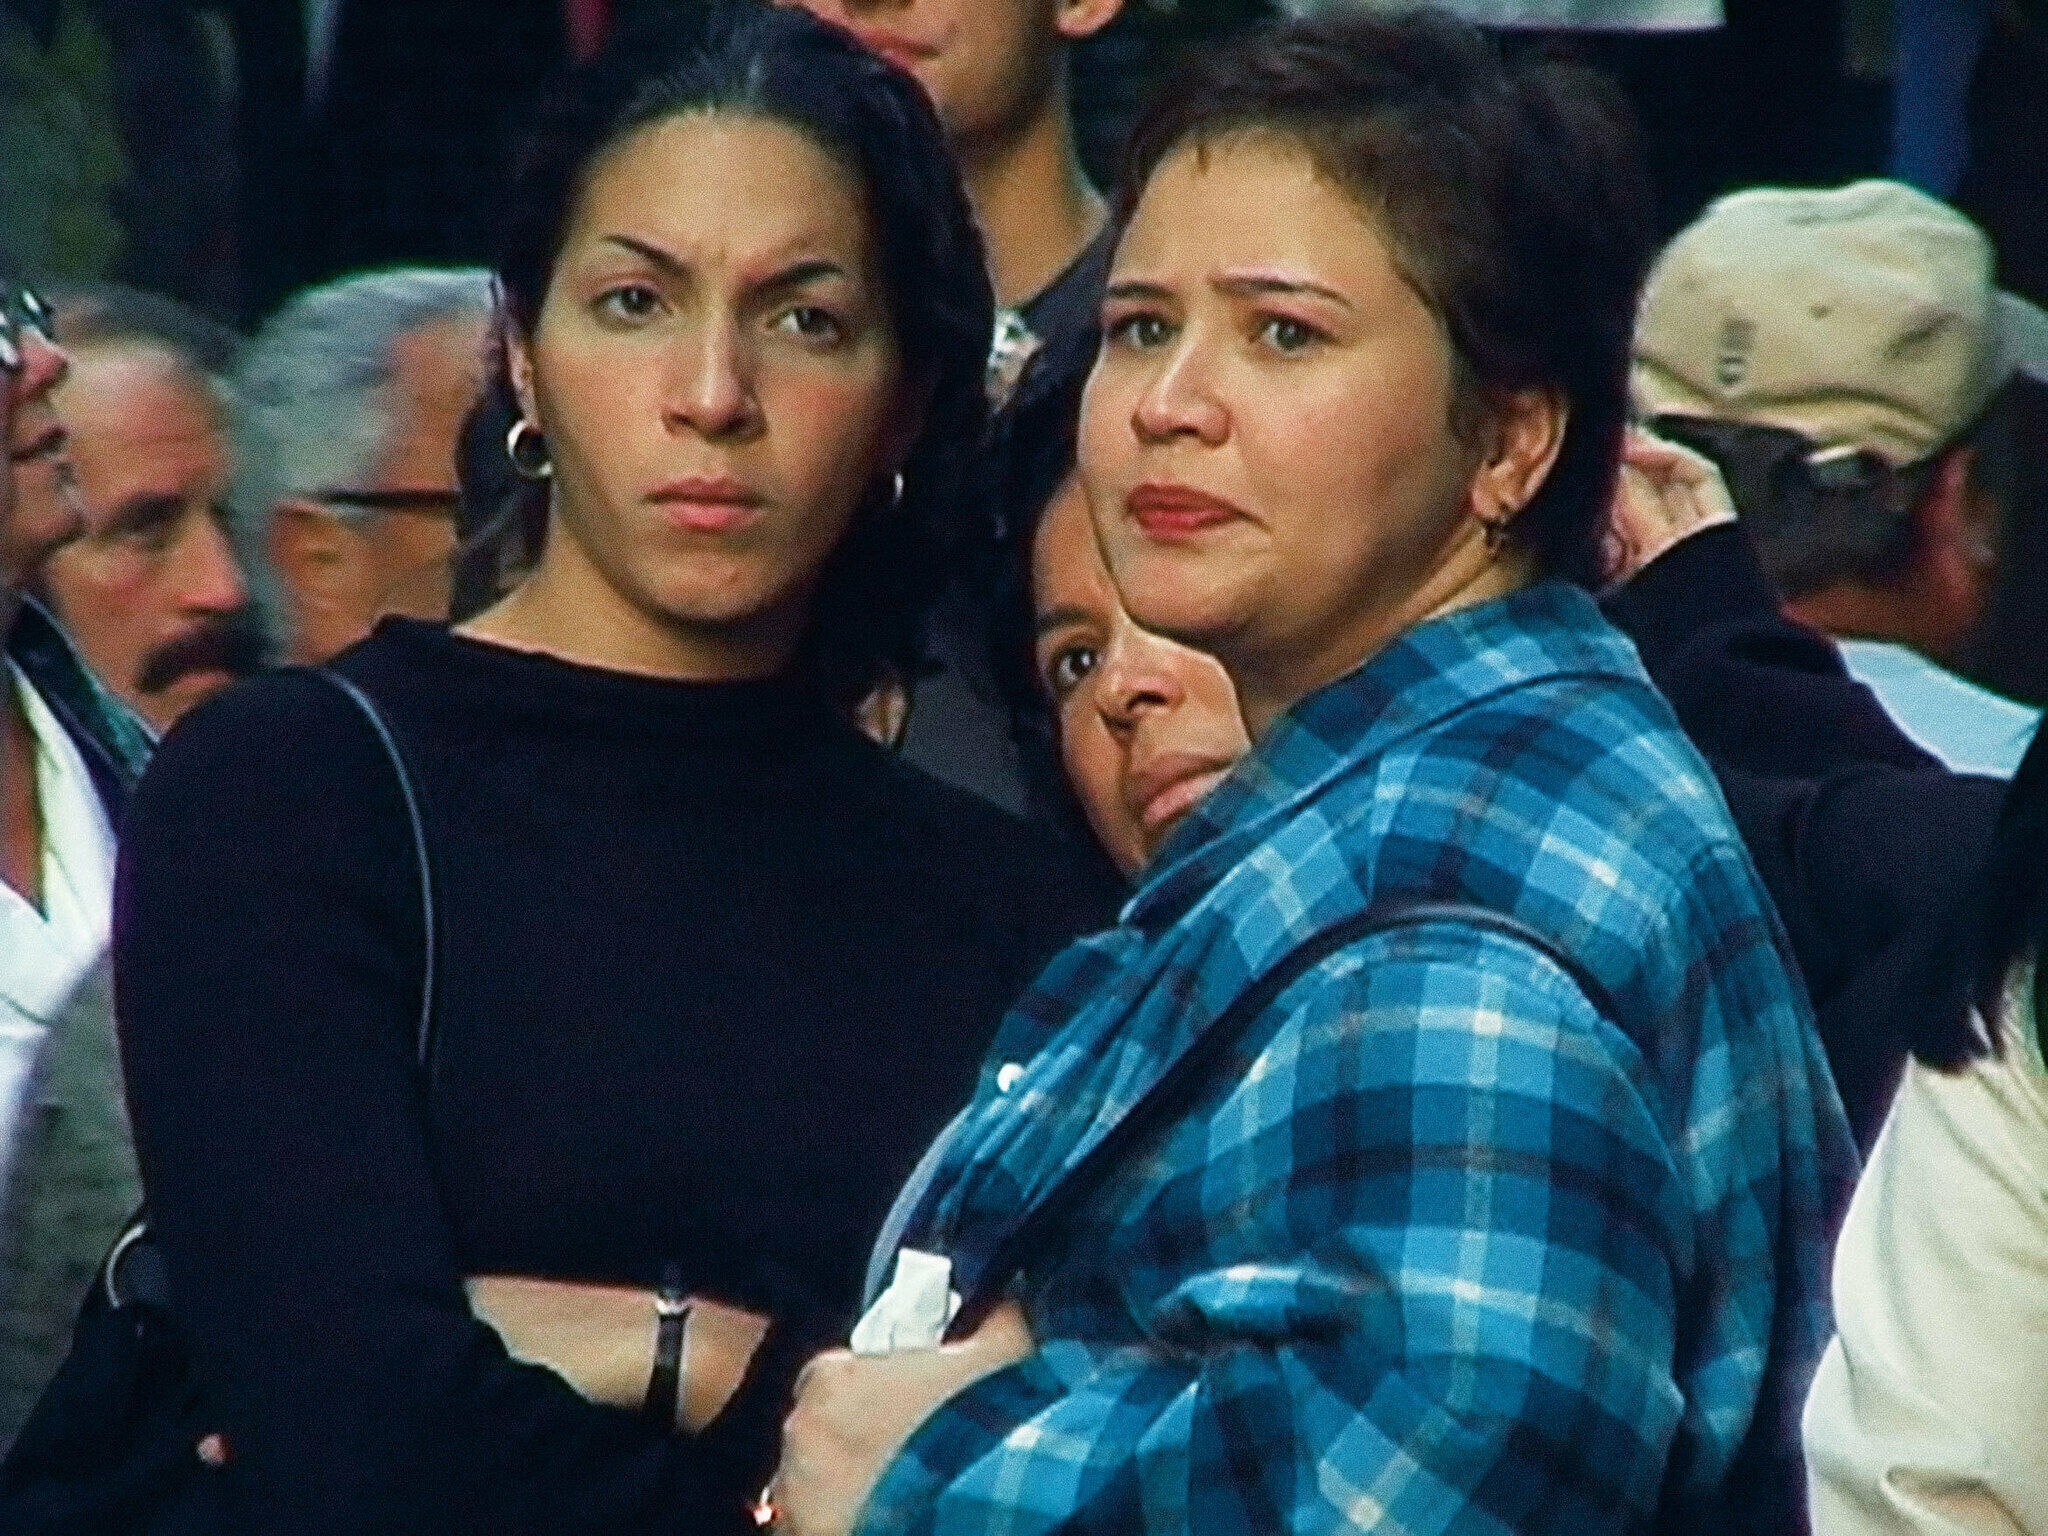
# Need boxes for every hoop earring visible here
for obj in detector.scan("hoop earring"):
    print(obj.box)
[506,419,553,481]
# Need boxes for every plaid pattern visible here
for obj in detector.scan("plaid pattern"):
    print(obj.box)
[863,583,1854,1536]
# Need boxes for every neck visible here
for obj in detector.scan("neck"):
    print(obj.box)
[1,666,41,911]
[1235,531,1537,739]
[959,79,1104,311]
[457,520,804,683]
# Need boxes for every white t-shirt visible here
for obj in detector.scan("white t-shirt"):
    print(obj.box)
[0,664,118,1194]
[1805,961,2048,1535]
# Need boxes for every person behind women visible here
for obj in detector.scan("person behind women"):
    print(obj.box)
[1803,730,2048,1531]
[111,8,1109,1532]
[987,319,1249,878]
[767,15,1856,1535]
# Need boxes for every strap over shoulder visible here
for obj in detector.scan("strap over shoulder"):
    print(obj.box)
[949,896,1618,1328]
[311,667,439,1074]
[101,669,442,1315]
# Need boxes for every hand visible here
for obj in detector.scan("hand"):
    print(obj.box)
[766,1300,1035,1536]
[1601,427,1739,589]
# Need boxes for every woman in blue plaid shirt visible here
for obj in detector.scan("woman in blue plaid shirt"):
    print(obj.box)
[768,13,1857,1535]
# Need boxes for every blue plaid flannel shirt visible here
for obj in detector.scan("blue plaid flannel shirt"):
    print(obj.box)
[860,583,1855,1535]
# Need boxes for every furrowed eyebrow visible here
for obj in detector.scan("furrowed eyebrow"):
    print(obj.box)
[1034,604,1099,639]
[601,235,689,278]
[1213,274,1356,310]
[1102,281,1175,305]
[749,259,851,303]
[599,238,852,302]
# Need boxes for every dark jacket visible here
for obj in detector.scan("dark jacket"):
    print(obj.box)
[1603,524,2010,1143]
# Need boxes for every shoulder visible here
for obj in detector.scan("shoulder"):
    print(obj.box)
[126,661,411,864]
[1368,669,1744,924]
[839,733,1122,937]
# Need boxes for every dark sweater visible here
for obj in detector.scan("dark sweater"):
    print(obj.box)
[1603,525,2008,1142]
[112,620,1114,1535]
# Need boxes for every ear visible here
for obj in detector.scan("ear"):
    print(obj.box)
[505,328,542,429]
[1053,0,1126,44]
[1471,386,1569,529]
[1917,443,1980,550]
[268,500,364,597]
[1917,441,1995,589]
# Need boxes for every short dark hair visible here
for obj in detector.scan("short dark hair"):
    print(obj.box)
[1113,11,1654,586]
[478,1,993,705]
[1654,395,2016,600]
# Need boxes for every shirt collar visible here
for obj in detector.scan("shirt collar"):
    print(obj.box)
[1126,581,1643,930]
[5,596,154,807]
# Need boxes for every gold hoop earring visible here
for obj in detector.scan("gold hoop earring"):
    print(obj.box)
[506,419,553,481]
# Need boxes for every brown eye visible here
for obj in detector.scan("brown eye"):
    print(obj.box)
[1044,643,1101,701]
[1255,315,1321,353]
[772,305,846,345]
[1105,312,1172,351]
[594,284,663,323]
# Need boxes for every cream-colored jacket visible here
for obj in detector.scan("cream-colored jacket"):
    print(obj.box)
[1806,962,2048,1535]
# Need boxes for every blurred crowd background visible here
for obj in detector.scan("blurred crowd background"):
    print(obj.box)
[7,0,2048,704]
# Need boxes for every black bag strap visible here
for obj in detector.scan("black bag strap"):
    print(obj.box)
[313,668,439,1074]
[102,668,438,1310]
[952,896,1619,1331]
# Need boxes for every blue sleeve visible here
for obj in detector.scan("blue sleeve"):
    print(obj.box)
[858,929,1691,1536]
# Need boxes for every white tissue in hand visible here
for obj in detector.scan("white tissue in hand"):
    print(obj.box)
[849,1249,961,1355]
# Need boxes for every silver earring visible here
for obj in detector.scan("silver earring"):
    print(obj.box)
[506,419,553,481]
[891,472,905,509]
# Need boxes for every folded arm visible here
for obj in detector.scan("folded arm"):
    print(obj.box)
[858,930,1692,1536]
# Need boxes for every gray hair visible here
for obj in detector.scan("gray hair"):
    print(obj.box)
[230,266,494,636]
[46,281,244,427]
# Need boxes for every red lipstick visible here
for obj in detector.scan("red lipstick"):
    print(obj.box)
[1125,483,1244,541]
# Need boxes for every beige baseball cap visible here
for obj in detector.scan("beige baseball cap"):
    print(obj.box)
[1633,179,2048,467]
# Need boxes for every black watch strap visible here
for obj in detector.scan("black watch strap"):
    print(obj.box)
[642,1264,689,1431]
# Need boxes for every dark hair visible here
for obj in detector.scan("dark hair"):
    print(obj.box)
[1111,11,1654,586]
[1906,720,2048,1072]
[984,319,1107,851]
[476,1,993,704]
[1655,393,2018,600]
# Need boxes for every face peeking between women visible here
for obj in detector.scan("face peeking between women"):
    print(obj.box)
[508,112,908,672]
[1032,475,1248,876]
[1079,132,1506,734]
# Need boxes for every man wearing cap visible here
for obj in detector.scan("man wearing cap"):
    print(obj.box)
[1634,178,2048,777]
[1589,180,2048,1143]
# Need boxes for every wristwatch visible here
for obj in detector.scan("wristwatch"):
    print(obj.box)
[641,1263,690,1431]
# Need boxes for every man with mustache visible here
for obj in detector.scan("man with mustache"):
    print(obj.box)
[31,286,259,734]
[0,283,153,1450]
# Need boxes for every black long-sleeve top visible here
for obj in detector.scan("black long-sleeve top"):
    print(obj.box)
[1603,525,2008,1141]
[113,620,1114,1535]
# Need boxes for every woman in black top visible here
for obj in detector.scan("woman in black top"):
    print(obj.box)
[112,10,1108,1533]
